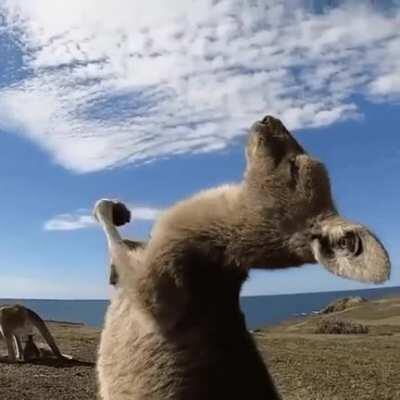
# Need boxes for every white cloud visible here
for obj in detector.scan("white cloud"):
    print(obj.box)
[44,213,96,231]
[130,206,161,220]
[369,74,400,98]
[0,1,399,172]
[44,205,162,231]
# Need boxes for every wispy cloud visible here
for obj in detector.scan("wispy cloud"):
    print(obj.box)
[44,213,96,231]
[44,206,162,231]
[0,1,399,172]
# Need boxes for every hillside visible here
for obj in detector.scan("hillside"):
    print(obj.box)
[0,296,399,399]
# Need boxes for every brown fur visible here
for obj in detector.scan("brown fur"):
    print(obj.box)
[0,304,65,362]
[22,334,41,361]
[109,239,145,285]
[95,115,390,400]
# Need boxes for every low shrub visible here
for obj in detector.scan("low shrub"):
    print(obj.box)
[315,317,369,334]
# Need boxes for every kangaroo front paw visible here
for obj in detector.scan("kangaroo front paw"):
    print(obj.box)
[93,199,115,224]
[112,202,131,227]
[93,199,131,226]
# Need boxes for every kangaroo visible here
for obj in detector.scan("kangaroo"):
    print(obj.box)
[109,239,145,286]
[0,304,68,362]
[22,334,41,361]
[94,115,390,400]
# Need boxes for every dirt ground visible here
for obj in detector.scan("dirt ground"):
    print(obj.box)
[1,297,400,400]
[0,322,98,400]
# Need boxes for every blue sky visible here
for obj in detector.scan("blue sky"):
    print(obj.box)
[0,1,399,299]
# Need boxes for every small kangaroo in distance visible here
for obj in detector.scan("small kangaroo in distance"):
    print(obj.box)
[0,304,70,362]
[22,334,41,361]
[94,115,390,400]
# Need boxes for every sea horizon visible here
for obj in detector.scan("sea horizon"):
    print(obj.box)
[2,286,399,330]
[2,284,399,301]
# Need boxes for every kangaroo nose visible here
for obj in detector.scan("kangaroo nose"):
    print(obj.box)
[261,115,275,125]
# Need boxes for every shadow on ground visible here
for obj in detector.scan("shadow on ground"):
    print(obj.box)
[0,356,94,368]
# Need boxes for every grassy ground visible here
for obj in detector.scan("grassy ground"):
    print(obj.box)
[261,295,400,399]
[1,296,399,399]
[0,322,98,400]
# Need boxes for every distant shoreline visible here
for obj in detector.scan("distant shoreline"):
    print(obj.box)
[1,285,399,301]
[2,286,399,329]
[45,319,85,326]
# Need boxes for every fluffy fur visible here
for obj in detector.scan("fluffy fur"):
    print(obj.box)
[94,115,390,400]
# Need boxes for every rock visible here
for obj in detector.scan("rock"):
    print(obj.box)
[320,296,367,314]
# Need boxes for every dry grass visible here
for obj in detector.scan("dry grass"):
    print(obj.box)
[259,332,400,400]
[257,295,400,399]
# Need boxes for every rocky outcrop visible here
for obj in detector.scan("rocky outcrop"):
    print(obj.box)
[320,296,367,314]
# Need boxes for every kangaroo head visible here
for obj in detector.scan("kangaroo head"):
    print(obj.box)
[244,115,390,284]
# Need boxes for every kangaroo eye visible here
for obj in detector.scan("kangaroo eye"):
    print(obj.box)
[338,236,349,249]
[336,232,363,256]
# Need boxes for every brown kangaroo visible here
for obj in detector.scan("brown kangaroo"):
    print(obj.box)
[0,304,67,362]
[94,115,390,400]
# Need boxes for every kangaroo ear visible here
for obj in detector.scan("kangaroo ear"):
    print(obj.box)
[311,217,390,284]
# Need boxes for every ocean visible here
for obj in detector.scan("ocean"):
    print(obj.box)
[1,286,399,330]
